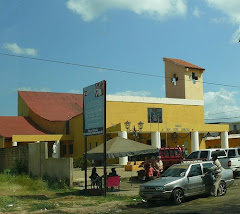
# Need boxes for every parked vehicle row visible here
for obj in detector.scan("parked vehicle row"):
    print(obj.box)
[185,148,240,176]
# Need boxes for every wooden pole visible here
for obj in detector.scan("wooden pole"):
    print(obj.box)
[103,80,107,197]
[84,136,87,192]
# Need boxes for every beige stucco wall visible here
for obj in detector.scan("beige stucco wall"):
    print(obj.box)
[184,68,204,100]
[164,60,204,100]
[28,142,73,186]
[165,60,186,99]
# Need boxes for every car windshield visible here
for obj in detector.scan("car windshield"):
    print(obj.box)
[162,166,188,177]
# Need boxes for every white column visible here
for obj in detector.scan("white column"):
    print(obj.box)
[118,131,128,165]
[191,131,199,152]
[52,140,60,158]
[151,132,161,149]
[12,142,18,147]
[221,131,229,148]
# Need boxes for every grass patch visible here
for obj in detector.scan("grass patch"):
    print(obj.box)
[0,196,19,212]
[29,201,57,212]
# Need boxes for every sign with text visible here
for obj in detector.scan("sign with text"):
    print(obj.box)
[148,108,162,123]
[83,81,106,136]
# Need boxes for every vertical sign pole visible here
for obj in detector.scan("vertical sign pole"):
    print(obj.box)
[103,80,107,197]
[84,136,87,192]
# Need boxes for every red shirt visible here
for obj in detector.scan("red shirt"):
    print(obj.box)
[148,167,154,177]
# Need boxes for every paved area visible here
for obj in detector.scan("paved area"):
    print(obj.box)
[73,165,141,196]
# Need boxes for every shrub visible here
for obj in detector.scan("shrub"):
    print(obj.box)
[42,175,69,190]
[73,156,91,169]
[11,158,28,175]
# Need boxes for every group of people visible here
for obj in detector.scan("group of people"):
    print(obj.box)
[89,167,118,189]
[140,156,164,181]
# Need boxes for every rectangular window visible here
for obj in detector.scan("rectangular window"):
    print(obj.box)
[69,144,73,154]
[228,149,236,158]
[63,145,67,155]
[233,125,237,131]
[189,164,202,176]
[95,142,98,147]
[200,151,208,159]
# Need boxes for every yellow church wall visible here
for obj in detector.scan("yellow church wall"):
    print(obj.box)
[106,101,205,129]
[184,68,204,100]
[206,138,240,149]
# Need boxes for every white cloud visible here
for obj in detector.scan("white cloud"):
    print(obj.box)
[204,88,240,122]
[193,7,200,18]
[206,0,240,24]
[17,87,50,92]
[205,0,240,43]
[210,17,227,24]
[110,90,152,97]
[66,0,187,22]
[231,26,240,43]
[3,43,38,56]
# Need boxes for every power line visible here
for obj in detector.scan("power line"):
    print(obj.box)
[0,52,164,78]
[1,52,240,89]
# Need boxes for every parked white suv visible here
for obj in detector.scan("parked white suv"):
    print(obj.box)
[185,149,227,161]
[186,148,240,177]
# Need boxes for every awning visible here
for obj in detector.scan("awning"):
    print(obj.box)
[86,136,159,160]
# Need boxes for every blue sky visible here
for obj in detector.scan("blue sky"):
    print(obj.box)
[1,0,240,123]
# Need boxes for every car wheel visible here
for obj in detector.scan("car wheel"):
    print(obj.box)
[147,200,156,204]
[218,181,227,196]
[172,189,184,205]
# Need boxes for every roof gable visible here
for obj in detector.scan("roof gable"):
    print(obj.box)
[0,116,46,138]
[163,58,205,71]
[18,91,83,121]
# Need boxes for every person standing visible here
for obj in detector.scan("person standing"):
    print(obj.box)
[210,154,222,197]
[154,156,164,176]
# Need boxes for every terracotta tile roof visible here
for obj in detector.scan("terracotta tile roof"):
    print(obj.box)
[0,116,46,138]
[163,58,205,70]
[18,91,83,122]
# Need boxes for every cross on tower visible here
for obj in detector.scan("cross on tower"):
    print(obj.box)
[171,74,178,86]
[191,72,198,84]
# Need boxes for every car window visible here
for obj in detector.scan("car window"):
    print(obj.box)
[188,164,202,176]
[212,150,226,157]
[202,163,213,173]
[162,166,188,177]
[170,149,175,156]
[238,149,240,156]
[200,151,208,159]
[186,151,199,159]
[228,149,236,158]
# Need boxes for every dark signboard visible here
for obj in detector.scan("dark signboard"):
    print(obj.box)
[83,80,106,136]
[148,108,162,123]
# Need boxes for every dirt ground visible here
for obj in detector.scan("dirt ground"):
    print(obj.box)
[32,176,240,214]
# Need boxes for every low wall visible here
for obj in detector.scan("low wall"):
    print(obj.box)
[0,145,29,172]
[28,142,73,186]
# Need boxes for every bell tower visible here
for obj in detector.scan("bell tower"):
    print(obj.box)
[163,58,205,100]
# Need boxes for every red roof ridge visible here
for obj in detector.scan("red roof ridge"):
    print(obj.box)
[18,91,83,122]
[163,57,205,70]
[0,116,47,138]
